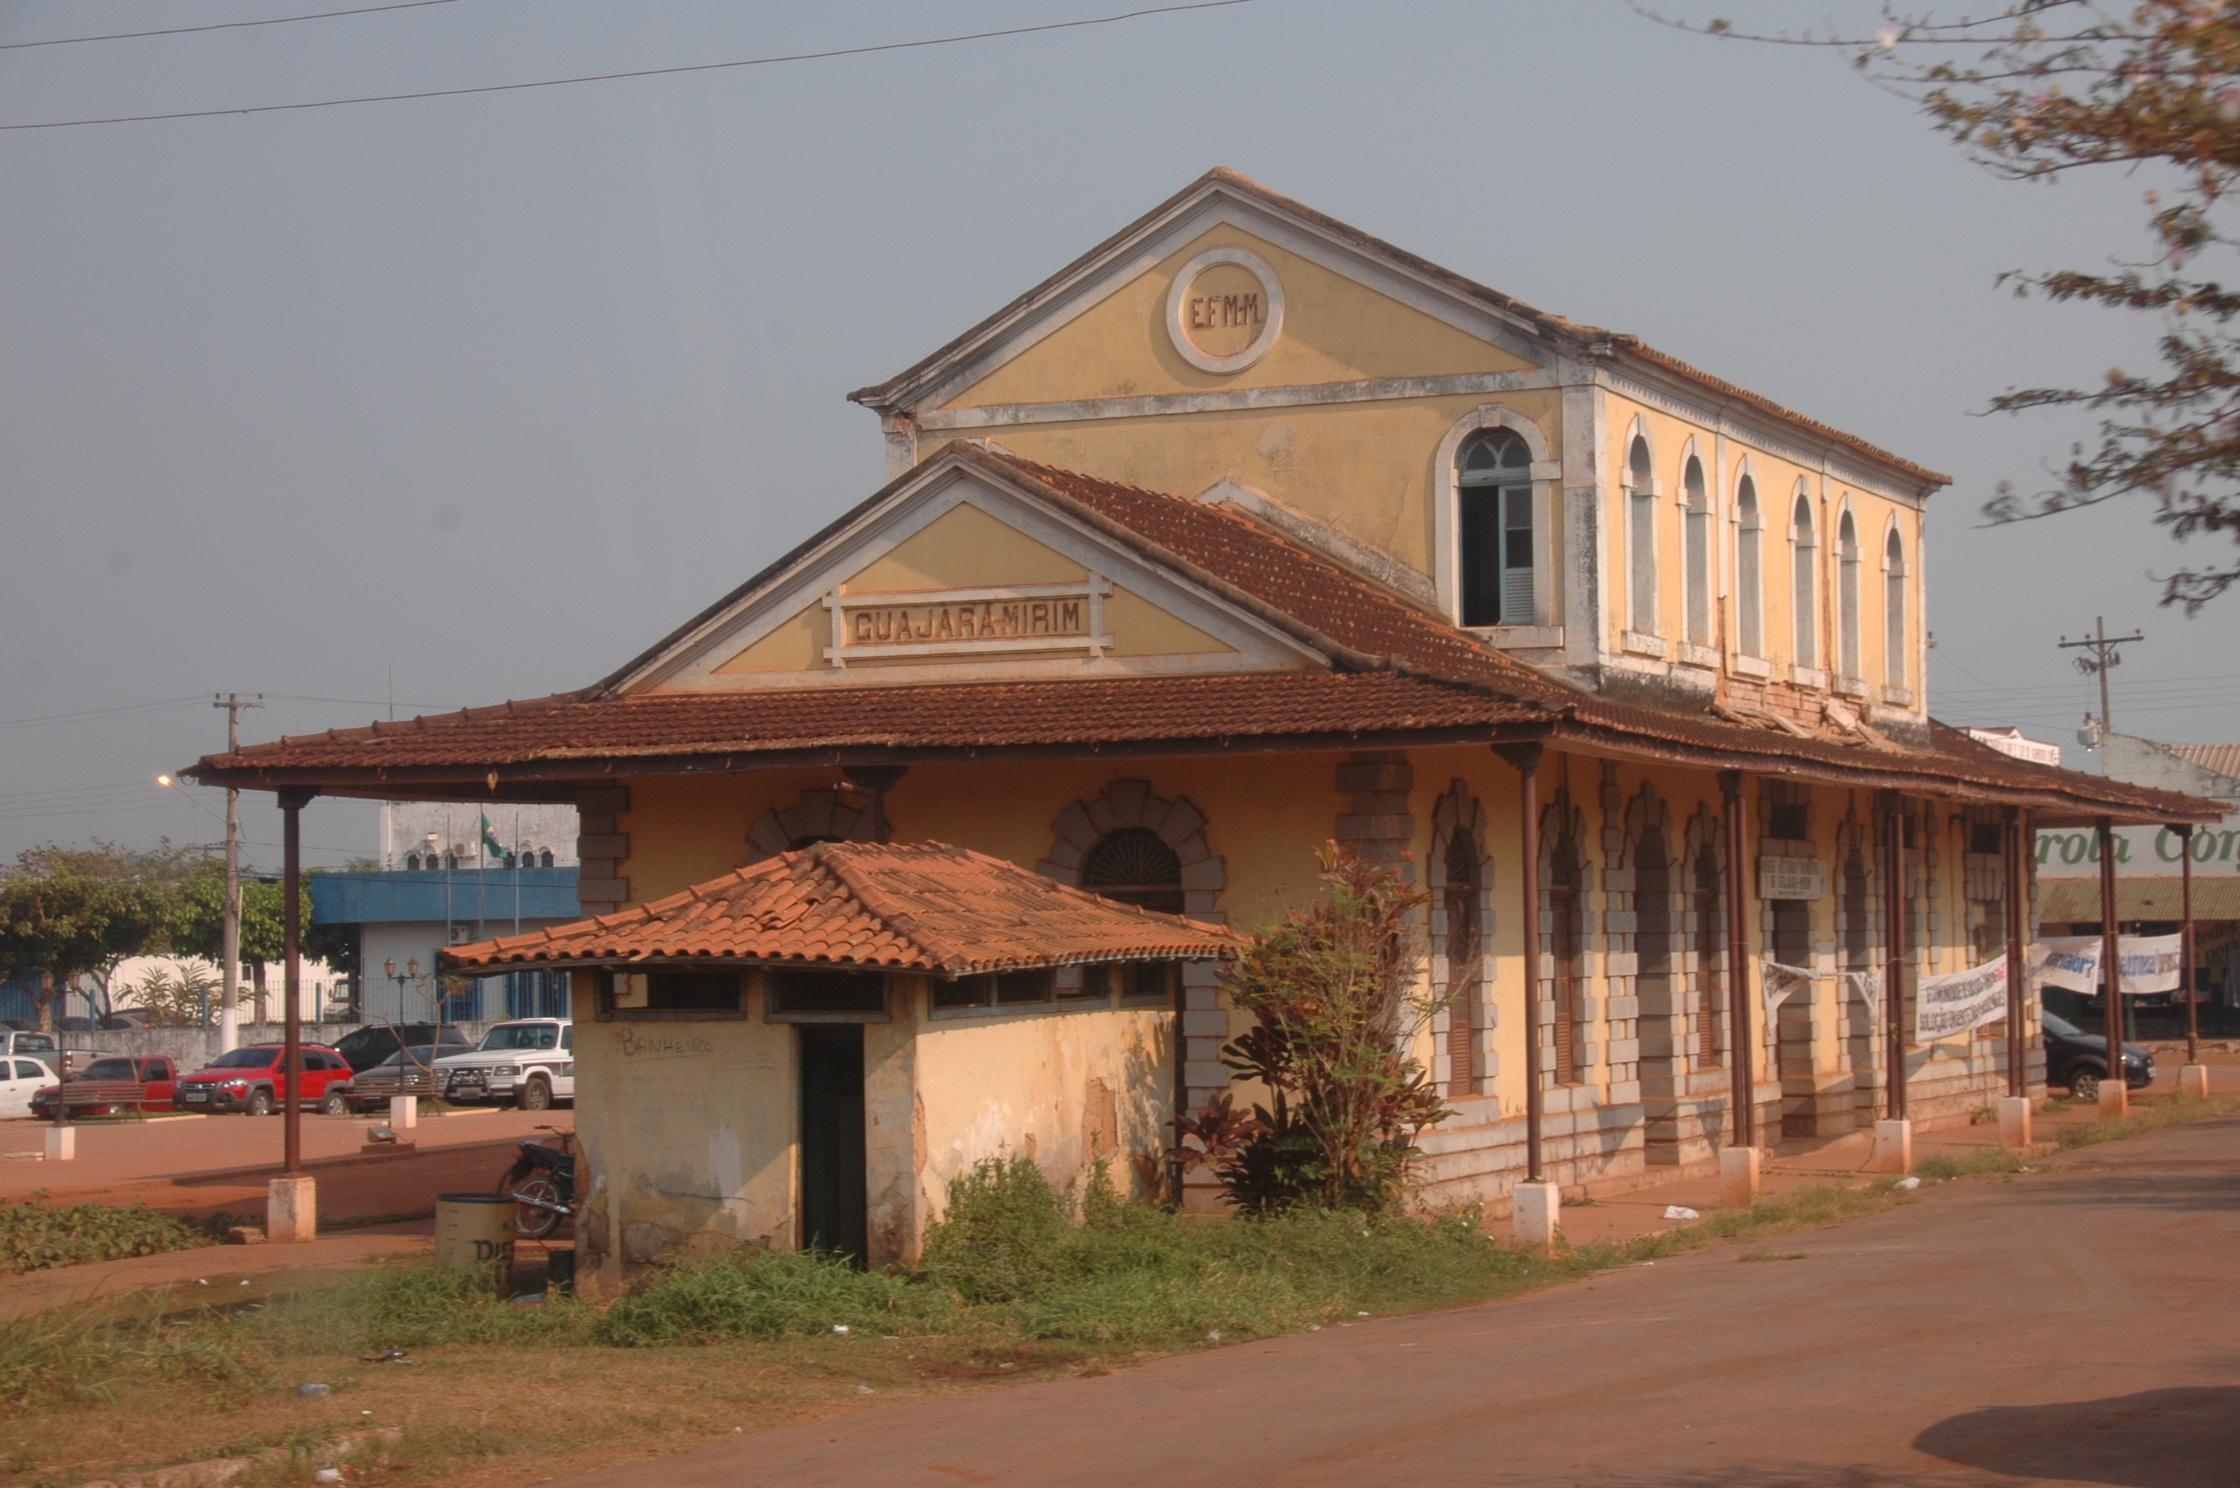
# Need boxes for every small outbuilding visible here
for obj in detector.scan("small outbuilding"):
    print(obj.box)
[443,840,1237,1273]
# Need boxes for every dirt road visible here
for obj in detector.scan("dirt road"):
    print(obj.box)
[558,1115,2239,1487]
[1,1107,564,1225]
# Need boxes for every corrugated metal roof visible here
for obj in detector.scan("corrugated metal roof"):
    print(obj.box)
[2167,742,2240,783]
[2037,876,2240,924]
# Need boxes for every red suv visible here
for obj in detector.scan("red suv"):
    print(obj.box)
[176,1043,355,1116]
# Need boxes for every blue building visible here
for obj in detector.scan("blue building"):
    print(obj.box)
[312,866,581,1024]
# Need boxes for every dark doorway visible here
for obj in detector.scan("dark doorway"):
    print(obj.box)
[797,1024,867,1264]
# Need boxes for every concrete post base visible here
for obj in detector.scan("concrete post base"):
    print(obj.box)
[1718,1146,1762,1207]
[267,1176,317,1243]
[42,1126,75,1162]
[389,1094,419,1130]
[1513,1180,1560,1253]
[1997,1095,2033,1149]
[2097,1079,2129,1116]
[2178,1064,2211,1098]
[1868,1118,1914,1174]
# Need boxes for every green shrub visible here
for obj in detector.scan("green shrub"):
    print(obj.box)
[920,1154,1072,1303]
[598,1249,953,1347]
[0,1197,215,1276]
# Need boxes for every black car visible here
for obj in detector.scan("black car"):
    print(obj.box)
[332,1023,471,1074]
[2042,1010,2154,1102]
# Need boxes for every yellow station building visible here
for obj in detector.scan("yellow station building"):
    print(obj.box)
[194,171,2216,1294]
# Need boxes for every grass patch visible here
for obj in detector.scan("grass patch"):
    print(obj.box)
[2058,1092,2240,1149]
[1912,1148,2029,1181]
[0,1196,219,1277]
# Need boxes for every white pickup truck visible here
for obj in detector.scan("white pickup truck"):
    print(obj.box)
[434,1018,574,1110]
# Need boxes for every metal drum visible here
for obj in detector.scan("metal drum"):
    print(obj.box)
[432,1193,515,1292]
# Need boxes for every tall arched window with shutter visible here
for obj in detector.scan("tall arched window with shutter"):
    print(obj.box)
[1837,509,1862,685]
[1683,455,1711,647]
[1791,491,1817,667]
[1628,436,1658,635]
[1456,429,1535,627]
[1736,476,1763,658]
[1884,527,1909,692]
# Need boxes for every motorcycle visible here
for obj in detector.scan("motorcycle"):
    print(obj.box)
[497,1126,576,1239]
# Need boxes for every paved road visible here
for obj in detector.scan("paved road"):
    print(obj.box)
[568,1116,2239,1487]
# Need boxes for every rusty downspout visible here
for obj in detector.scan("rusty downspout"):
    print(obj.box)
[1497,742,1546,1182]
[1721,771,1754,1148]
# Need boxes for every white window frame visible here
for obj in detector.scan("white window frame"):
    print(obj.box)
[1835,504,1864,696]
[1433,406,1560,642]
[1626,429,1661,646]
[1882,520,1912,703]
[1681,448,1712,654]
[1790,484,1818,675]
[1733,466,1765,667]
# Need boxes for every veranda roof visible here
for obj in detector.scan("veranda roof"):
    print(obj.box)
[440,840,1241,978]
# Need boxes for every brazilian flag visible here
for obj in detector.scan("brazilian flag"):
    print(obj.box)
[480,814,507,862]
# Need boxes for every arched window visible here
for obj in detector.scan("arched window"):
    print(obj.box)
[1683,455,1711,647]
[1547,828,1585,1086]
[405,853,421,872]
[1080,827,1184,914]
[1791,491,1818,667]
[540,849,555,868]
[1884,528,1908,691]
[1837,510,1862,683]
[1692,843,1723,1067]
[1635,825,1675,1056]
[1628,436,1658,635]
[1442,828,1482,1096]
[1736,476,1763,658]
[1456,429,1534,627]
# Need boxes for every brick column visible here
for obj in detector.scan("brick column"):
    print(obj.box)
[1334,750,1415,876]
[575,785,631,911]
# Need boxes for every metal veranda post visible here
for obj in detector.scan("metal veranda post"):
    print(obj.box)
[1721,772,1754,1148]
[2179,824,2198,1067]
[2004,809,2028,1098]
[1882,792,1909,1121]
[281,790,309,1176]
[2096,817,2122,1086]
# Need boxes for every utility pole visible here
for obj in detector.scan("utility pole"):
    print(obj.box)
[214,693,264,1054]
[2057,616,2144,742]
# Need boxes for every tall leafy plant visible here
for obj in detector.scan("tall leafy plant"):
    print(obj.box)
[1174,846,1450,1214]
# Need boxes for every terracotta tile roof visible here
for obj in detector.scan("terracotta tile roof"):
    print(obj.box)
[2038,875,2240,923]
[850,167,1948,489]
[962,445,1568,697]
[189,671,1533,776]
[2166,742,2240,783]
[183,447,2211,824]
[442,840,1240,976]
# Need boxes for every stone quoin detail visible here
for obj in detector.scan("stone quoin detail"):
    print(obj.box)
[746,787,884,861]
[1039,782,1224,1108]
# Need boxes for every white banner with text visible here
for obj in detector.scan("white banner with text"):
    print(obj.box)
[2032,934,2183,997]
[1913,956,2010,1042]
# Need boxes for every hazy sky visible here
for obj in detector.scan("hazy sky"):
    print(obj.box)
[4,0,2233,870]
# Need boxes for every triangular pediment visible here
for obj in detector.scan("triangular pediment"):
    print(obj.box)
[851,168,1569,417]
[610,451,1328,695]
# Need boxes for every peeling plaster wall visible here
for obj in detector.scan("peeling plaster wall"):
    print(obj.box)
[908,1000,1175,1245]
[571,970,796,1298]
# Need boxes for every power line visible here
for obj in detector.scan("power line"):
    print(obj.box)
[0,696,206,729]
[0,0,1260,132]
[0,0,460,52]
